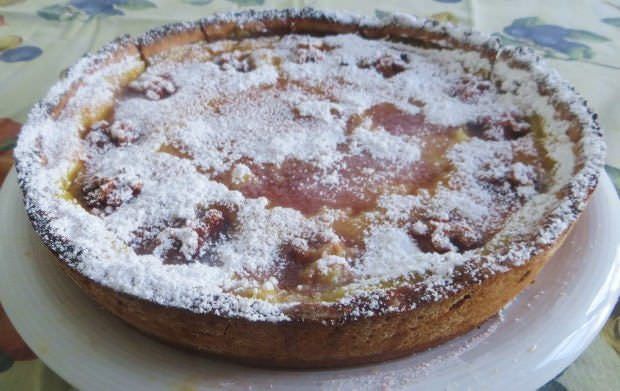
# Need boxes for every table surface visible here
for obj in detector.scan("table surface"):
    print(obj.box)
[0,0,618,390]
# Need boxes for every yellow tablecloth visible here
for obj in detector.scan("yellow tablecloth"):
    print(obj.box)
[0,1,618,389]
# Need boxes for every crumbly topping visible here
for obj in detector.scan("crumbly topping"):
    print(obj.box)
[14,10,605,323]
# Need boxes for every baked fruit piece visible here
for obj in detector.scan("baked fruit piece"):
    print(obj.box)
[14,9,605,368]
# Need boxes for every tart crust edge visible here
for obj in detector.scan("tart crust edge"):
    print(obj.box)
[52,221,573,368]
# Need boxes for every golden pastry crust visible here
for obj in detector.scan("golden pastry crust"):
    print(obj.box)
[54,227,569,368]
[15,9,605,368]
[138,22,206,61]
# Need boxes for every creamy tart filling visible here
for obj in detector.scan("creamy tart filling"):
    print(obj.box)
[15,12,604,322]
[65,35,562,299]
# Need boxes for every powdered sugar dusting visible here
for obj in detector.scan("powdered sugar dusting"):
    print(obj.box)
[14,9,605,322]
[350,120,421,165]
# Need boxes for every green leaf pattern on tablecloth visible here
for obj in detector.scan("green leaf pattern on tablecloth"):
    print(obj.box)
[37,4,81,21]
[602,17,620,27]
[118,0,157,10]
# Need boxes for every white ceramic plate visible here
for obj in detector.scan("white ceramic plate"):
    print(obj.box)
[1,169,618,391]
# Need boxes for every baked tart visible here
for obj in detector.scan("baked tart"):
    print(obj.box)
[14,9,605,368]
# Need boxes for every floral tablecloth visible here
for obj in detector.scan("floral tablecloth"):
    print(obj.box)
[0,0,618,389]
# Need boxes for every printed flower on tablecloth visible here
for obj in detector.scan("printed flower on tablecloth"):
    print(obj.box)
[38,0,156,21]
[0,16,43,62]
[602,0,620,28]
[495,17,618,69]
[602,18,620,28]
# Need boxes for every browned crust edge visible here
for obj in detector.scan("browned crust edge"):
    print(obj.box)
[137,22,206,61]
[49,226,571,368]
